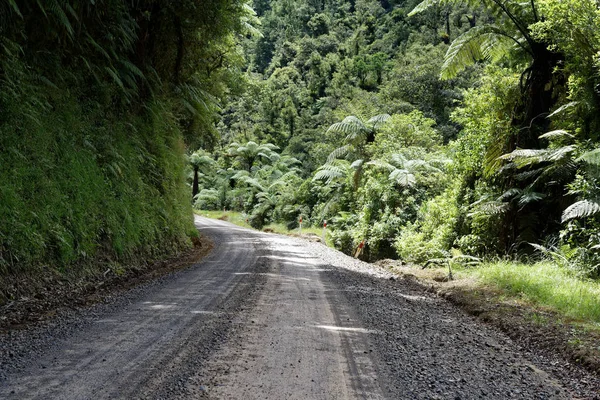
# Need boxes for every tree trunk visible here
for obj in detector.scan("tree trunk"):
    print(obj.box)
[499,43,565,253]
[192,166,199,201]
[289,116,295,137]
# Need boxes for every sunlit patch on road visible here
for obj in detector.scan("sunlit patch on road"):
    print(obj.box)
[314,325,374,334]
[148,304,176,310]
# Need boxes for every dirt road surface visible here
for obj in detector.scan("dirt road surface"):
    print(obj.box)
[0,216,589,399]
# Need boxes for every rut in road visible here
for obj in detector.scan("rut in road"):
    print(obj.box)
[0,216,582,399]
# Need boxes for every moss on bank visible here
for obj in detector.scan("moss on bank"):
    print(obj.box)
[0,95,197,296]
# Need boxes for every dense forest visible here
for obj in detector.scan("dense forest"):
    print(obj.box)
[0,1,252,281]
[1,0,599,284]
[192,0,600,277]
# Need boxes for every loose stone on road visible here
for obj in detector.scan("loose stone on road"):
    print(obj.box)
[0,216,585,399]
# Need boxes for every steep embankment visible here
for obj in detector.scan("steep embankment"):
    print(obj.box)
[0,95,197,303]
[0,1,248,304]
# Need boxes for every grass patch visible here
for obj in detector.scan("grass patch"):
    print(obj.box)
[196,210,253,229]
[471,261,600,324]
[390,259,600,376]
[195,210,329,243]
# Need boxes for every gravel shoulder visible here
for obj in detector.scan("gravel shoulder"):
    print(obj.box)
[192,227,588,399]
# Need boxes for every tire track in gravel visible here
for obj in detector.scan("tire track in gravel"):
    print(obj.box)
[0,217,589,399]
[184,224,574,400]
[0,217,268,399]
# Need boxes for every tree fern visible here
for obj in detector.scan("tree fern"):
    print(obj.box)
[441,25,516,79]
[562,200,600,222]
[538,130,573,140]
[366,114,391,129]
[389,169,416,187]
[326,144,352,163]
[313,161,350,184]
[410,0,540,80]
[326,116,369,144]
[578,148,600,165]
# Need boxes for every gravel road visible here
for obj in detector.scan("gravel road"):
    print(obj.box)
[0,216,586,399]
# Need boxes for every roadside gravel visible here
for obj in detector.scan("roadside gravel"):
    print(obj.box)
[296,235,600,399]
[1,219,598,399]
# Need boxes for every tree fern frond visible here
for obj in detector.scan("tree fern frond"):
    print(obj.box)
[578,148,600,165]
[327,116,367,142]
[350,159,364,169]
[468,200,510,217]
[389,169,416,187]
[366,114,391,129]
[404,159,441,173]
[548,102,579,118]
[546,145,576,162]
[518,191,546,207]
[441,25,514,80]
[327,144,353,162]
[365,159,395,172]
[500,148,547,164]
[408,0,441,16]
[188,153,214,168]
[257,151,274,161]
[484,134,508,177]
[389,153,408,167]
[538,130,574,140]
[562,200,600,222]
[514,168,543,181]
[240,177,266,192]
[313,165,347,184]
[498,188,522,201]
[231,170,250,180]
[261,143,280,151]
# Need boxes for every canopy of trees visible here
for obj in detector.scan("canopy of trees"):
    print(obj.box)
[191,0,600,278]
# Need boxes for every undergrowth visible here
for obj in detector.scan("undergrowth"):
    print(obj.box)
[0,95,196,277]
[470,261,600,324]
[196,210,328,239]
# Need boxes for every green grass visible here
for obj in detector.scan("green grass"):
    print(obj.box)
[195,210,329,241]
[0,94,194,277]
[196,210,252,228]
[472,261,600,323]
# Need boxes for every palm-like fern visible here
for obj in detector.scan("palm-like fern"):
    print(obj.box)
[410,0,540,80]
[326,114,391,162]
[366,153,443,187]
[313,160,353,185]
[228,141,280,172]
[188,150,216,200]
[562,148,600,222]
[319,114,391,190]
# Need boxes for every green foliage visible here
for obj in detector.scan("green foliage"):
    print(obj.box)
[202,0,600,286]
[475,261,600,322]
[0,1,253,277]
[394,186,459,263]
[0,98,194,274]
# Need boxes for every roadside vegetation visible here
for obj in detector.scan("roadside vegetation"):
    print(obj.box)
[188,0,600,346]
[196,210,327,238]
[475,261,600,323]
[0,1,255,302]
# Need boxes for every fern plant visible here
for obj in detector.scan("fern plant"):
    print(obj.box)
[409,0,541,80]
[562,148,600,222]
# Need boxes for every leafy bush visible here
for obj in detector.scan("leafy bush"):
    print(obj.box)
[394,186,459,263]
